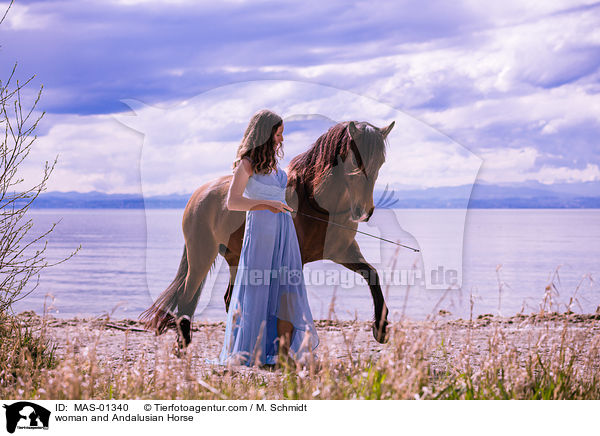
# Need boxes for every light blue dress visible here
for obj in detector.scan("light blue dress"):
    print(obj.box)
[216,163,319,366]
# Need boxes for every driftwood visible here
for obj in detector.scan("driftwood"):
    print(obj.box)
[104,323,148,333]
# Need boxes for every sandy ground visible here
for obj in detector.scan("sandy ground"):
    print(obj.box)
[15,311,600,376]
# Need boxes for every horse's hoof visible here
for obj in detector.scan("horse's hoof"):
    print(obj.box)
[372,319,389,344]
[173,343,184,358]
[176,315,192,349]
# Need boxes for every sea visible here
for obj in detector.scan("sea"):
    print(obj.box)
[10,209,600,322]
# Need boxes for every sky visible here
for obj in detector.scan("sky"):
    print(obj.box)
[0,0,599,195]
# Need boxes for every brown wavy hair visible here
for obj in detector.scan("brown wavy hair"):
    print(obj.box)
[232,120,283,175]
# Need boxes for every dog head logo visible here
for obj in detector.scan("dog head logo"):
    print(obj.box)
[3,402,51,433]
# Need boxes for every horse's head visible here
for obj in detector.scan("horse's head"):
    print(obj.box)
[342,120,394,222]
[290,119,394,222]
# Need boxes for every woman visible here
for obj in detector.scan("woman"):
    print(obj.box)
[216,109,319,368]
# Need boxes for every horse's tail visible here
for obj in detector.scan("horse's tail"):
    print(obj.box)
[139,245,205,335]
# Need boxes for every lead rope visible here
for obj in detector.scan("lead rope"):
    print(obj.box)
[288,208,420,252]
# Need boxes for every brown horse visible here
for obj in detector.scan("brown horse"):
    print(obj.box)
[140,119,395,344]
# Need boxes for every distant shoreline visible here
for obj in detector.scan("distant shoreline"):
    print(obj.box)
[21,187,600,209]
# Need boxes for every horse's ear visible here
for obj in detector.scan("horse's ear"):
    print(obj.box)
[380,121,395,139]
[347,121,359,140]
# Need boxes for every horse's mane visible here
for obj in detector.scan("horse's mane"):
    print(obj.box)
[288,121,387,196]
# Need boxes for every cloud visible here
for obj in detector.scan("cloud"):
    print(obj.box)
[2,0,599,192]
[16,112,143,193]
[2,0,598,114]
[109,81,481,195]
[0,2,56,29]
[477,147,600,184]
[0,0,488,114]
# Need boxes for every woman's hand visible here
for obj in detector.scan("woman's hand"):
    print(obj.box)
[264,200,294,214]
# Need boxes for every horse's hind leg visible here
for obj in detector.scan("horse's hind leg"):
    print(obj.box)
[223,252,240,312]
[224,282,233,313]
[178,237,218,317]
[176,237,218,346]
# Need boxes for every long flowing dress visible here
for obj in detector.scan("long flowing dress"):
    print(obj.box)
[216,163,319,367]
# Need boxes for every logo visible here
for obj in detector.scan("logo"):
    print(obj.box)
[3,402,50,433]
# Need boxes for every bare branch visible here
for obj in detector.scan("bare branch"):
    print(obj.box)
[0,38,77,313]
[0,0,15,27]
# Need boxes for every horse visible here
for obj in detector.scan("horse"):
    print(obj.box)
[139,119,395,346]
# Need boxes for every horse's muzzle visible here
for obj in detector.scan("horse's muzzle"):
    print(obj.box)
[353,206,375,222]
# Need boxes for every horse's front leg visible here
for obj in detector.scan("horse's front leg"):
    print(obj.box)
[330,241,389,343]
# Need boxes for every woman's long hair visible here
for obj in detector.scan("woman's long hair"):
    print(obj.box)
[232,110,283,175]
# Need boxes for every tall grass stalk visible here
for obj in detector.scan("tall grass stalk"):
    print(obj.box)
[3,308,599,400]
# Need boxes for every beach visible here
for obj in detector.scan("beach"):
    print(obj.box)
[13,310,600,399]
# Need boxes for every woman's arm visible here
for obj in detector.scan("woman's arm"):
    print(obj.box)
[226,158,291,213]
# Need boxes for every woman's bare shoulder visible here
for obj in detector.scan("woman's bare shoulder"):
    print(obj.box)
[239,157,253,175]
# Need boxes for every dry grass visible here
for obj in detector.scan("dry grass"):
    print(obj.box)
[1,308,599,400]
[0,311,58,396]
[2,257,598,400]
